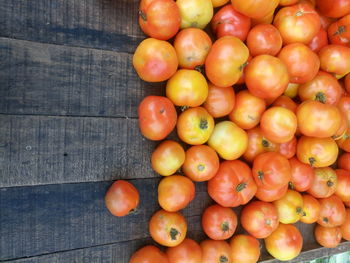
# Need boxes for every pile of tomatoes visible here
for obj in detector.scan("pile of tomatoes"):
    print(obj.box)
[106,0,350,262]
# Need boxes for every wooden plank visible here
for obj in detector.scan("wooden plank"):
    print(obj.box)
[0,0,144,53]
[0,180,211,261]
[0,37,163,118]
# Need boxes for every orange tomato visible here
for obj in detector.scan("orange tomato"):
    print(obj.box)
[335,169,350,202]
[130,245,169,263]
[229,235,260,263]
[166,238,202,263]
[278,136,297,159]
[345,74,350,94]
[315,225,342,248]
[301,194,321,224]
[284,83,299,98]
[289,157,315,192]
[337,127,350,152]
[340,209,350,241]
[308,27,329,53]
[211,0,229,7]
[316,0,350,18]
[272,95,298,113]
[255,184,288,202]
[232,0,279,19]
[307,167,338,198]
[328,14,350,46]
[279,0,299,5]
[200,239,232,263]
[338,96,350,125]
[319,44,350,77]
[203,83,235,118]
[338,153,350,171]
[318,195,346,227]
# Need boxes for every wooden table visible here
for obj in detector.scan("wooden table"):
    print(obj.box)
[0,0,349,262]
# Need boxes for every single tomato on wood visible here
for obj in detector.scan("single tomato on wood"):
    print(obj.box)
[335,169,350,202]
[130,245,169,263]
[203,83,235,118]
[340,209,350,241]
[301,194,321,224]
[307,167,338,198]
[166,238,202,263]
[315,225,342,248]
[229,235,260,263]
[289,157,315,192]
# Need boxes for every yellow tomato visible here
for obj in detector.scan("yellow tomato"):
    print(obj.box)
[284,83,299,98]
[273,189,304,224]
[211,0,229,7]
[176,0,213,29]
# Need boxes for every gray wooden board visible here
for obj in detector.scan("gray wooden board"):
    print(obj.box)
[0,37,164,118]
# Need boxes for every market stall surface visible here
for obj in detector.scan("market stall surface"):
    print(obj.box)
[0,1,349,262]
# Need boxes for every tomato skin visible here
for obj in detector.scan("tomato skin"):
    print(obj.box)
[252,152,291,190]
[296,136,338,167]
[151,140,185,176]
[289,157,315,192]
[318,195,346,227]
[211,0,229,7]
[338,153,350,171]
[105,180,139,217]
[278,43,320,84]
[335,169,350,202]
[255,184,288,202]
[138,96,177,141]
[273,3,320,44]
[231,0,279,19]
[166,238,202,263]
[345,74,350,94]
[203,84,235,118]
[240,201,279,239]
[130,245,169,263]
[139,0,180,40]
[149,209,187,247]
[202,204,238,240]
[208,160,257,207]
[133,38,178,82]
[272,95,298,113]
[174,28,212,70]
[337,127,350,152]
[228,90,266,130]
[301,194,321,224]
[319,44,350,77]
[245,55,289,100]
[201,239,232,263]
[274,190,304,224]
[284,83,299,99]
[340,209,350,241]
[208,121,248,160]
[316,0,350,18]
[307,167,338,198]
[338,96,350,126]
[264,223,303,261]
[315,225,342,248]
[250,10,274,26]
[229,235,260,263]
[182,145,219,182]
[176,0,213,29]
[211,5,251,41]
[328,14,350,46]
[205,36,249,88]
[308,27,329,53]
[280,0,299,5]
[278,136,297,159]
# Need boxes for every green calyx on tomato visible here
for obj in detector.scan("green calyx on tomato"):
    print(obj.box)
[170,228,180,240]
[220,255,228,263]
[138,10,147,21]
[236,182,247,192]
[200,118,208,129]
[221,221,230,232]
[315,92,327,104]
[308,157,316,166]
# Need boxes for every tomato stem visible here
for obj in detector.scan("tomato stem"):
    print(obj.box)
[296,207,303,215]
[257,171,264,180]
[288,181,294,190]
[315,92,326,104]
[197,164,205,172]
[221,221,230,232]
[308,157,316,166]
[262,139,270,148]
[138,10,147,21]
[170,228,179,240]
[199,118,208,130]
[236,182,247,192]
[220,255,228,263]
[327,180,334,187]
[333,25,346,36]
[323,217,329,223]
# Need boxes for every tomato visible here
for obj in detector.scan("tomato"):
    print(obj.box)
[315,225,343,248]
[260,107,297,144]
[338,153,350,171]
[307,167,338,198]
[229,235,260,263]
[176,107,214,145]
[340,209,350,241]
[252,152,291,189]
[250,10,274,26]
[345,74,350,93]
[202,204,237,240]
[298,71,342,105]
[174,28,212,70]
[139,0,180,40]
[318,195,346,227]
[335,169,350,201]
[289,157,314,192]
[201,239,232,263]
[245,55,289,100]
[208,160,257,207]
[246,24,282,57]
[138,96,177,141]
[284,83,299,99]
[274,3,320,44]
[319,45,350,77]
[301,194,321,224]
[280,0,299,6]
[105,180,139,217]
[176,0,213,29]
[243,127,278,163]
[205,36,249,88]
[345,201,350,208]
[203,84,235,118]
[328,14,350,46]
[166,69,208,107]
[151,140,185,176]
[231,0,279,19]
[338,96,350,125]
[264,223,303,261]
[273,190,304,224]
[308,28,329,53]
[296,136,338,167]
[278,43,320,84]
[211,0,229,7]
[228,90,266,130]
[133,38,178,82]
[130,245,169,263]
[316,0,350,18]
[240,201,279,239]
[297,100,341,138]
[166,238,202,263]
[182,145,219,182]
[255,184,288,202]
[337,127,350,152]
[278,136,297,159]
[208,121,248,160]
[149,209,187,247]
[272,95,297,113]
[333,112,349,140]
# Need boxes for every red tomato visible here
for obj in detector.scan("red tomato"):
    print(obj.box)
[205,36,249,87]
[274,189,304,224]
[208,160,257,207]
[274,3,320,44]
[228,90,266,130]
[182,145,219,182]
[264,224,303,261]
[335,169,350,202]
[202,204,237,240]
[245,55,289,100]
[252,152,291,190]
[333,111,349,140]
[130,245,169,263]
[338,153,350,171]
[301,194,321,224]
[289,157,315,192]
[319,13,336,30]
[231,0,279,19]
[203,83,235,118]
[337,127,350,152]
[105,180,139,217]
[138,96,177,141]
[174,28,212,70]
[149,209,187,247]
[240,201,279,239]
[307,167,338,198]
[316,0,350,18]
[338,96,350,125]
[315,225,342,248]
[133,38,178,82]
[211,5,251,41]
[138,0,180,40]
[278,136,297,159]
[319,44,350,77]
[201,239,232,263]
[229,235,260,263]
[166,238,202,263]
[340,209,350,241]
[255,184,288,202]
[308,27,329,53]
[328,14,350,46]
[272,95,298,113]
[278,43,320,84]
[318,195,346,227]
